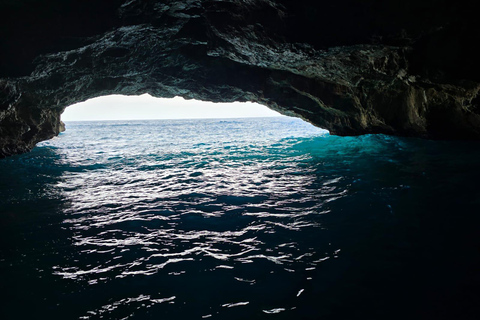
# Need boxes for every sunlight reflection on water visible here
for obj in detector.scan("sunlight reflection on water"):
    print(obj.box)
[1,118,479,320]
[45,118,340,318]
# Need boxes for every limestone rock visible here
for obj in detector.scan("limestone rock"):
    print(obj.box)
[1,0,480,157]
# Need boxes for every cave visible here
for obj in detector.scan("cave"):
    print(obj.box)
[1,0,480,158]
[1,1,480,320]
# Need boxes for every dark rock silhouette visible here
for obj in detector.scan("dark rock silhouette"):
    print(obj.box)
[1,0,480,157]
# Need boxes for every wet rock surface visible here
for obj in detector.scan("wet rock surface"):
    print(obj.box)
[1,0,480,157]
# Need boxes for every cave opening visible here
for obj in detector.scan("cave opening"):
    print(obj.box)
[55,93,330,157]
[60,94,285,122]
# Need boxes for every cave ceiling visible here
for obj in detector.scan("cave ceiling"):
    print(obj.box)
[1,0,480,157]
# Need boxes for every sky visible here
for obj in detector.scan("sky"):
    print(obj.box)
[61,94,283,121]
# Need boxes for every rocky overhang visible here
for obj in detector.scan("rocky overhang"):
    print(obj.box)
[1,0,479,158]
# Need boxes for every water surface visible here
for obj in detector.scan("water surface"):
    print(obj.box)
[1,117,479,319]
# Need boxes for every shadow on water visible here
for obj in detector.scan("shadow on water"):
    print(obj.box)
[290,135,480,320]
[1,125,479,320]
[0,147,75,319]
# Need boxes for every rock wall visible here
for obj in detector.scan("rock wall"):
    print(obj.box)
[1,0,480,157]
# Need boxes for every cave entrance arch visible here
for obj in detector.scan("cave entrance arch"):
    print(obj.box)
[61,94,283,122]
[47,94,330,167]
[53,94,329,157]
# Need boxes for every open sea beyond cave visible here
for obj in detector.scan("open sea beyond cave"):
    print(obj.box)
[0,117,479,320]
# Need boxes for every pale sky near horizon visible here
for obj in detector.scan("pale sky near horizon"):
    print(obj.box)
[61,94,284,121]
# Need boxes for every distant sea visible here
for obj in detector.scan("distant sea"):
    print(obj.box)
[1,117,479,320]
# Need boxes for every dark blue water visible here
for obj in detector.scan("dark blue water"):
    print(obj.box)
[1,117,479,320]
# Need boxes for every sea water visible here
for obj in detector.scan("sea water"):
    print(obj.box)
[0,117,479,320]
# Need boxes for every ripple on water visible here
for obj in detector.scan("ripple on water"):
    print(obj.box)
[4,118,478,319]
[37,119,342,318]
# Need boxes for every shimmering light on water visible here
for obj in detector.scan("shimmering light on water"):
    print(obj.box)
[1,117,479,320]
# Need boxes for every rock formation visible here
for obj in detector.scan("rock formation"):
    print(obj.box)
[1,0,480,157]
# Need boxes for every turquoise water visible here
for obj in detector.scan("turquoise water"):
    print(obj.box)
[0,117,479,319]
